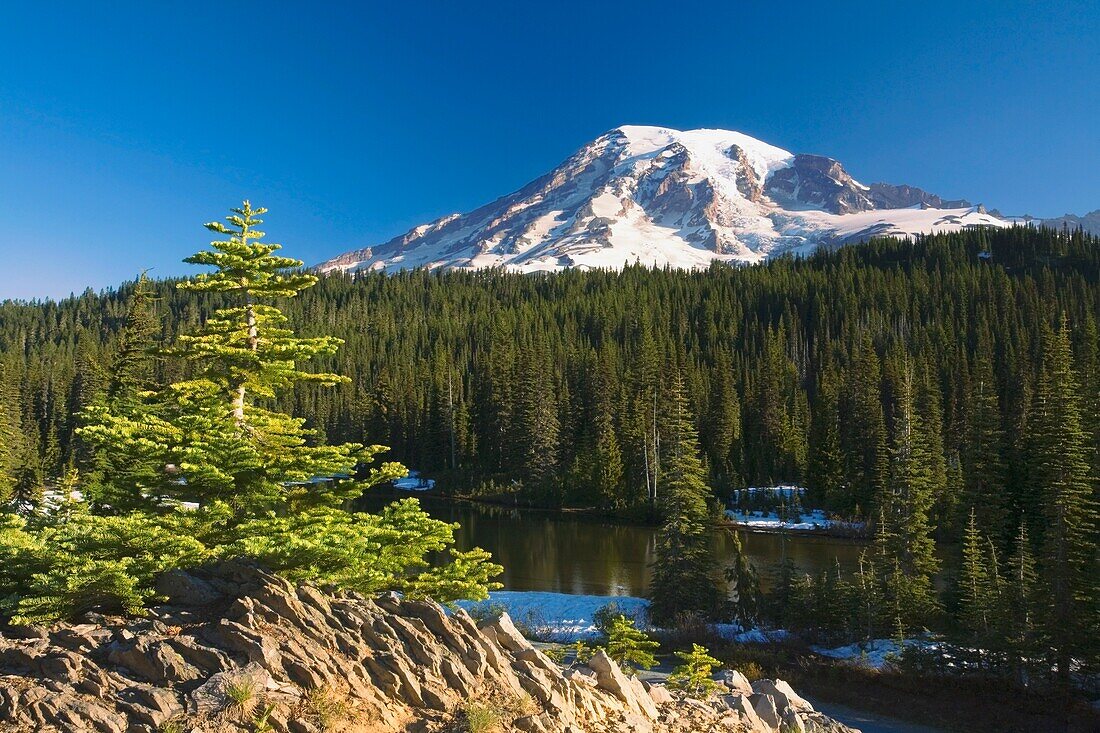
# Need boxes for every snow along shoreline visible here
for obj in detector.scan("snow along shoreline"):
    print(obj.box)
[456,589,913,669]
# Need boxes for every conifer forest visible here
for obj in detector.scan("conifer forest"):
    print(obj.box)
[0,220,1097,692]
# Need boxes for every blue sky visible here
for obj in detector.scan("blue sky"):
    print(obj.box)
[1,1,1097,300]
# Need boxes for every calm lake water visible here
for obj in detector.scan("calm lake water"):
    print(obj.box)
[359,493,867,597]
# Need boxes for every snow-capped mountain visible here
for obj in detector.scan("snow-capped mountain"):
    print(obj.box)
[317,126,1026,275]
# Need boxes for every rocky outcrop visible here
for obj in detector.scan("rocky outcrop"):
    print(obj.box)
[764,154,875,214]
[0,562,856,732]
[866,182,970,210]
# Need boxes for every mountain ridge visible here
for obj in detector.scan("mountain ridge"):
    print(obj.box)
[316,126,1084,275]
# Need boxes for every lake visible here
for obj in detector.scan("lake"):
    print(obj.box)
[359,493,868,597]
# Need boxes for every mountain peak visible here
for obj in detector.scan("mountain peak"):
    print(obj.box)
[317,126,1023,275]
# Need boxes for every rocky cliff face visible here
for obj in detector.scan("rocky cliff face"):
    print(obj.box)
[0,562,855,733]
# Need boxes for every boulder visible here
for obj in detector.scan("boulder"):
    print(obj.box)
[478,611,531,652]
[647,683,674,705]
[155,569,223,606]
[721,667,754,695]
[751,691,781,729]
[783,708,808,732]
[752,677,814,713]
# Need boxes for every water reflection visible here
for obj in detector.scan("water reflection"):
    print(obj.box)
[357,494,867,596]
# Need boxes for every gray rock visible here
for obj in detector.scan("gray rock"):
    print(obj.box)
[752,677,814,714]
[751,691,781,730]
[721,667,754,695]
[155,569,223,606]
[647,684,674,705]
[479,611,531,652]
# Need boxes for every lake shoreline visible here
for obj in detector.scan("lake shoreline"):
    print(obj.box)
[377,486,874,542]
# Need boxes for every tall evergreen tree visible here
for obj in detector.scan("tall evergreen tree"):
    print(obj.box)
[841,336,888,516]
[962,335,1007,541]
[880,362,940,620]
[1029,318,1098,683]
[648,373,725,624]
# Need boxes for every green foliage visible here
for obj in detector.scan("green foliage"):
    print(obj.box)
[648,373,726,625]
[667,643,722,696]
[0,203,500,623]
[1,224,1099,671]
[0,510,208,623]
[570,639,595,664]
[224,675,259,716]
[603,614,659,671]
[1029,318,1098,683]
[462,701,502,733]
[592,601,632,637]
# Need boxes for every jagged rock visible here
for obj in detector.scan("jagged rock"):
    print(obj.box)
[647,684,674,705]
[155,569,223,606]
[720,693,771,733]
[479,611,531,652]
[751,691,781,730]
[752,678,814,714]
[720,668,754,695]
[800,710,860,732]
[783,708,808,733]
[0,562,854,733]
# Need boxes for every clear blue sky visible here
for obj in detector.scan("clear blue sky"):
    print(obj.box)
[1,1,1097,300]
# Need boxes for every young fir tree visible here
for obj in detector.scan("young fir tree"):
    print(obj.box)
[648,373,725,625]
[1028,318,1098,683]
[957,508,993,644]
[853,548,885,641]
[667,644,723,697]
[603,614,659,671]
[1004,519,1038,680]
[724,527,762,628]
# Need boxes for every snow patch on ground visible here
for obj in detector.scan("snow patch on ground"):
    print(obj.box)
[457,591,648,641]
[812,638,938,669]
[724,508,864,532]
[392,470,435,491]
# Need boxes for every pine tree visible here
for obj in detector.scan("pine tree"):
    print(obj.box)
[106,273,159,409]
[1029,318,1098,683]
[808,366,844,509]
[604,614,659,671]
[841,337,888,516]
[1004,519,1038,681]
[880,362,940,620]
[3,202,505,623]
[0,356,23,504]
[962,336,1007,542]
[957,509,991,643]
[648,373,725,625]
[592,405,624,510]
[704,353,741,492]
[667,644,722,697]
[724,528,762,628]
[82,202,364,513]
[515,341,560,495]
